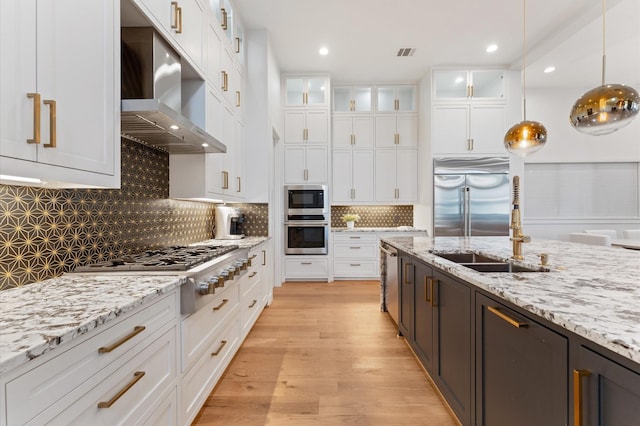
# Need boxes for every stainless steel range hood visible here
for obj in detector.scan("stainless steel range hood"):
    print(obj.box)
[121,28,226,154]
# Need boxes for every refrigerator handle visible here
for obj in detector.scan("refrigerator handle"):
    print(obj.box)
[462,186,469,236]
[465,187,471,236]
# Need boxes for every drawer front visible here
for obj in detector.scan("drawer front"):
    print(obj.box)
[333,242,378,259]
[181,315,240,425]
[240,265,262,297]
[333,233,378,243]
[31,326,177,426]
[285,258,329,278]
[141,387,177,426]
[182,286,239,371]
[240,279,264,337]
[334,260,379,277]
[6,292,177,426]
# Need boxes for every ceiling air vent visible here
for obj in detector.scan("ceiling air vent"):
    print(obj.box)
[397,47,416,57]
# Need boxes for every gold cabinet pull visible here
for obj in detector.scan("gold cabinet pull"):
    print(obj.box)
[27,93,41,144]
[470,85,474,98]
[249,299,257,308]
[176,6,182,33]
[469,138,474,151]
[221,8,227,30]
[171,2,179,29]
[487,306,528,328]
[262,249,266,266]
[249,271,257,278]
[98,371,145,408]
[43,99,56,148]
[573,369,591,426]
[98,326,145,353]
[213,298,229,311]
[222,171,229,189]
[237,176,241,192]
[211,340,227,356]
[403,262,412,284]
[221,71,229,91]
[304,169,308,181]
[236,90,241,107]
[235,37,241,53]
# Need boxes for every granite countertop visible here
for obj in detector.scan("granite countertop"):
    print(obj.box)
[381,236,640,364]
[0,236,270,376]
[332,226,430,233]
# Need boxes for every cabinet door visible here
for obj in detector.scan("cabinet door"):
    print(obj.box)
[220,47,235,105]
[283,146,305,183]
[413,262,435,372]
[205,153,225,197]
[133,0,173,35]
[575,346,640,426]
[332,150,353,202]
[352,117,374,148]
[470,70,505,99]
[0,0,37,162]
[205,84,224,141]
[284,77,305,107]
[476,294,568,426]
[469,104,506,154]
[432,105,469,154]
[36,0,117,175]
[353,87,372,112]
[233,119,244,197]
[206,21,222,86]
[305,145,327,183]
[332,117,353,148]
[398,256,414,338]
[374,149,397,202]
[333,87,352,112]
[433,70,469,100]
[374,116,398,148]
[305,110,328,144]
[434,272,472,426]
[395,149,417,202]
[396,86,417,112]
[283,110,305,143]
[396,115,417,147]
[306,78,327,106]
[177,0,205,71]
[351,150,374,202]
[376,86,396,112]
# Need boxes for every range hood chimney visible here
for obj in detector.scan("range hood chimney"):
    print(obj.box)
[121,27,226,154]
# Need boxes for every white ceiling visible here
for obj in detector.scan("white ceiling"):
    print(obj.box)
[233,0,640,88]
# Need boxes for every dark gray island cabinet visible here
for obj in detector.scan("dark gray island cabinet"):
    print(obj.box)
[397,250,640,426]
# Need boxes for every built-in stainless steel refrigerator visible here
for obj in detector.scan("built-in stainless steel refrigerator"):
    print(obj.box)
[433,157,510,236]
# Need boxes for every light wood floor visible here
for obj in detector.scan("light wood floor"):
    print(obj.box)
[192,281,458,425]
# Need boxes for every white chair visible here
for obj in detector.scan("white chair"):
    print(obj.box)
[623,229,640,239]
[584,229,618,239]
[569,232,611,246]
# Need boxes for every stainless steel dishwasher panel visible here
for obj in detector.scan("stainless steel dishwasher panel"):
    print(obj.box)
[381,243,399,326]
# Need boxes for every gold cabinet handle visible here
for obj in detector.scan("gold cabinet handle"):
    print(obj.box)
[394,133,399,145]
[43,99,56,148]
[221,8,227,30]
[304,169,308,181]
[429,278,437,307]
[249,271,257,278]
[26,93,41,144]
[262,249,266,266]
[303,92,308,105]
[222,171,229,189]
[171,2,179,30]
[470,138,474,151]
[470,85,474,98]
[424,276,430,302]
[211,340,227,356]
[237,176,241,192]
[235,37,241,53]
[176,6,182,34]
[249,299,258,308]
[98,371,145,408]
[573,369,591,426]
[487,306,528,328]
[221,71,229,91]
[236,90,241,107]
[213,298,229,311]
[98,326,145,353]
[403,262,412,284]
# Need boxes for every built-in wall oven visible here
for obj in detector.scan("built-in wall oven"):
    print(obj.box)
[284,185,329,255]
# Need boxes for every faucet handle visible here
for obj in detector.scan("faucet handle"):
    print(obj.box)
[522,235,531,243]
[538,253,549,266]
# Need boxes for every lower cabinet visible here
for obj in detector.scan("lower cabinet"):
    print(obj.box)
[475,294,568,426]
[285,256,329,280]
[398,255,414,338]
[574,345,640,425]
[411,261,435,372]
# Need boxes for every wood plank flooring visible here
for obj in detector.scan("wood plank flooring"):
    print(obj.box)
[192,281,458,425]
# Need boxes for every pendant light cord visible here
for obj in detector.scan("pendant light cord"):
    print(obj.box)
[522,0,527,120]
[601,0,606,85]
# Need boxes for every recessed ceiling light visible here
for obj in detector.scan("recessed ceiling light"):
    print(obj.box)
[486,44,498,53]
[319,47,329,56]
[544,66,556,73]
[170,124,180,130]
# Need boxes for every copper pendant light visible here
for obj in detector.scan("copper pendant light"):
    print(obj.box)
[569,0,639,135]
[504,0,548,157]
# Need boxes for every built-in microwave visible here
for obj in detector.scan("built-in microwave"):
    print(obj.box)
[284,221,329,255]
[285,185,328,217]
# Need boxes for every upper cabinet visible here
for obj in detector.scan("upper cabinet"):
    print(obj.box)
[0,0,120,188]
[333,86,373,113]
[433,69,506,101]
[284,76,329,108]
[376,85,417,112]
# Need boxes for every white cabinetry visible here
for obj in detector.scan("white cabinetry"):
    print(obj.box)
[284,110,329,144]
[332,150,374,203]
[285,256,329,280]
[283,145,328,184]
[332,116,373,148]
[375,149,417,202]
[376,85,417,112]
[432,69,505,101]
[333,86,373,112]
[375,115,418,147]
[0,0,119,188]
[432,104,506,154]
[333,233,379,278]
[285,76,329,107]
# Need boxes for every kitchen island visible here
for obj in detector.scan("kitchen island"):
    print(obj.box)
[381,235,639,426]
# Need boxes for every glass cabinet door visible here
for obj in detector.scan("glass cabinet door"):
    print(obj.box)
[333,87,352,112]
[397,86,416,111]
[306,78,327,106]
[353,87,372,112]
[470,71,505,99]
[377,87,396,112]
[286,78,305,106]
[433,70,469,99]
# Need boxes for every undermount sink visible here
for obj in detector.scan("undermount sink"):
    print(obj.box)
[431,251,548,273]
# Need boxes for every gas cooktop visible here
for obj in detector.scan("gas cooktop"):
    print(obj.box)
[73,245,240,272]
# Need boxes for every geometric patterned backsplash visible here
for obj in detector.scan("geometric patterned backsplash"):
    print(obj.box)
[331,205,413,228]
[0,139,267,290]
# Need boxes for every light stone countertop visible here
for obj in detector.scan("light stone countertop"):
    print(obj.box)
[332,227,429,233]
[0,236,270,375]
[381,236,640,365]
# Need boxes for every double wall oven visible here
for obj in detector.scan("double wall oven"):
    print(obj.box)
[284,185,329,255]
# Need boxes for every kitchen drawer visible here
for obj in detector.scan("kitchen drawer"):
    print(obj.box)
[181,286,239,371]
[5,292,177,426]
[28,325,177,425]
[334,260,379,278]
[239,269,261,298]
[333,233,378,243]
[333,242,379,259]
[181,315,240,425]
[240,278,264,338]
[285,258,329,279]
[141,387,177,426]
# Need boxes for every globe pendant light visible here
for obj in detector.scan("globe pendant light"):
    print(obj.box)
[504,0,548,157]
[569,0,639,135]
